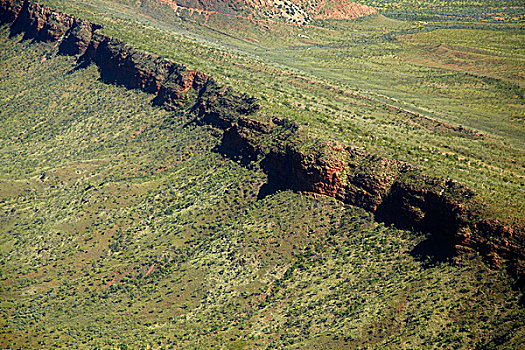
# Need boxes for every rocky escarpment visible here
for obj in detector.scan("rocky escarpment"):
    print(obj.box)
[214,116,524,289]
[83,33,210,103]
[1,0,210,108]
[5,0,73,41]
[1,0,523,291]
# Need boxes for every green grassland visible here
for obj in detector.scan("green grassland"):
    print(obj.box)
[1,0,525,348]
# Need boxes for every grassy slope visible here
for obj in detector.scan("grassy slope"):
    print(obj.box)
[358,0,525,21]
[0,27,524,349]
[34,0,525,221]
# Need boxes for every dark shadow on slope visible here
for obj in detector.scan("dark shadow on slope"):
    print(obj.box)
[410,234,455,267]
[213,143,258,167]
[374,182,462,266]
[7,1,28,39]
[66,58,91,74]
[256,181,290,200]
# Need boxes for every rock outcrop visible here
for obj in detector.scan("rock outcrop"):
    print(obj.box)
[59,20,102,56]
[0,0,23,23]
[215,118,524,290]
[312,0,378,20]
[1,0,523,291]
[78,33,211,107]
[1,1,209,107]
[10,0,76,42]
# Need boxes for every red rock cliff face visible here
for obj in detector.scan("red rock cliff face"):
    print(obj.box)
[1,0,523,291]
[59,20,102,56]
[312,0,377,20]
[89,35,174,94]
[80,33,210,106]
[214,119,524,289]
[1,1,209,108]
[262,146,345,197]
[11,0,75,42]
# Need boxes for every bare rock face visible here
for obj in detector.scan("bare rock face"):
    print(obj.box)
[59,20,102,56]
[340,151,401,212]
[0,0,23,23]
[312,0,378,20]
[214,120,523,289]
[262,145,345,196]
[171,0,238,14]
[91,36,173,93]
[1,1,209,107]
[155,67,210,109]
[2,0,100,55]
[11,1,75,42]
[192,79,261,128]
[85,35,211,107]
[0,0,522,291]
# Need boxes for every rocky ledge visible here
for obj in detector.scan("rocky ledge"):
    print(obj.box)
[1,0,523,291]
[1,0,210,108]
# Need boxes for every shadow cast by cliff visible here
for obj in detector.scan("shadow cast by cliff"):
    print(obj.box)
[256,179,293,200]
[410,234,456,266]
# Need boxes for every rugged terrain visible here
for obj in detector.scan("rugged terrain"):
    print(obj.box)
[4,0,522,287]
[0,0,524,348]
[151,0,377,24]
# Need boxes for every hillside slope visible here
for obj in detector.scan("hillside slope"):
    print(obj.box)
[0,0,524,348]
[8,0,525,284]
[0,24,523,350]
[152,0,377,23]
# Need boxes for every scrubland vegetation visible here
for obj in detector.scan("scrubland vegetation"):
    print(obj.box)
[0,0,524,348]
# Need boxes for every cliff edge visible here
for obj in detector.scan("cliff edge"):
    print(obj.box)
[1,0,523,292]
